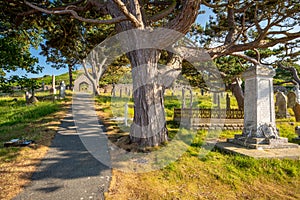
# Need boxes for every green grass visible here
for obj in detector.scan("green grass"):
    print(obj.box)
[0,92,71,161]
[95,91,300,199]
[107,148,300,199]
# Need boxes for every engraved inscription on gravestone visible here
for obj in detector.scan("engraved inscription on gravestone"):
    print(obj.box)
[258,79,272,123]
[244,78,256,125]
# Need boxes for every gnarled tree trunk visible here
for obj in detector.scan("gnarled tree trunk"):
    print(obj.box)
[229,77,244,110]
[128,49,168,146]
[105,0,200,147]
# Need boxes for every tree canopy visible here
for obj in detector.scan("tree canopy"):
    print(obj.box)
[1,0,299,146]
[0,3,43,92]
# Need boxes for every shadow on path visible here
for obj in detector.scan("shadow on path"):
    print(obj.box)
[15,93,111,200]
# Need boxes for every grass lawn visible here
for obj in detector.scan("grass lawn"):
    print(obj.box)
[0,91,72,200]
[94,92,300,200]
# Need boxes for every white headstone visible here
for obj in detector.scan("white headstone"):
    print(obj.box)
[51,75,56,94]
[59,81,66,98]
[25,91,32,103]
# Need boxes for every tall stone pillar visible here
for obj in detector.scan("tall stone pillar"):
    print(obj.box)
[51,75,56,94]
[229,65,298,149]
[243,65,276,137]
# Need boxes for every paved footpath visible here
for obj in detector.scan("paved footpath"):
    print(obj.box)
[15,93,111,200]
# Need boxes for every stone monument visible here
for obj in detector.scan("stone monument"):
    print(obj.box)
[51,75,56,94]
[275,92,288,118]
[287,91,297,108]
[59,81,66,99]
[25,91,32,104]
[229,65,298,149]
[41,81,45,91]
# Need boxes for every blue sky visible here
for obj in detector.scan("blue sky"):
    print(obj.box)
[9,6,214,78]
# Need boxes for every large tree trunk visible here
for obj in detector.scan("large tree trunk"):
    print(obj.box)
[128,49,168,147]
[105,0,200,147]
[229,77,244,110]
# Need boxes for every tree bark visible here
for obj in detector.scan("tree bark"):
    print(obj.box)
[128,49,168,147]
[229,77,244,110]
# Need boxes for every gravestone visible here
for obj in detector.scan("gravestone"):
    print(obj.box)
[287,91,297,108]
[275,92,288,118]
[25,91,32,103]
[51,75,56,94]
[229,65,298,149]
[59,81,66,99]
[42,81,45,91]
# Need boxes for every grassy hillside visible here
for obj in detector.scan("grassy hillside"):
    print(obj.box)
[36,70,82,86]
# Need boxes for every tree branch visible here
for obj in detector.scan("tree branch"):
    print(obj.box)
[253,48,261,64]
[148,0,177,22]
[146,1,174,6]
[277,62,300,85]
[253,4,262,33]
[224,4,236,44]
[258,32,300,48]
[24,1,128,24]
[274,80,298,86]
[202,0,228,8]
[230,52,259,65]
[166,0,201,34]
[112,0,142,27]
